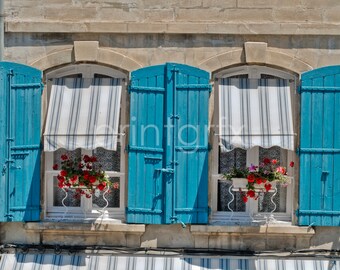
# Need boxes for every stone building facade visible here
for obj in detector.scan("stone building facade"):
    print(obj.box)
[1,0,340,252]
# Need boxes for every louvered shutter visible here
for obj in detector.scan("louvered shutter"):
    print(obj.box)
[298,65,340,226]
[126,63,210,224]
[0,62,43,222]
[170,64,210,224]
[126,65,166,224]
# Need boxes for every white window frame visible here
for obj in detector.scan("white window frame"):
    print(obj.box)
[43,64,127,222]
[210,65,298,224]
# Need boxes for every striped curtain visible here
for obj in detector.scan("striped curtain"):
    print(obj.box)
[44,78,122,151]
[219,78,294,152]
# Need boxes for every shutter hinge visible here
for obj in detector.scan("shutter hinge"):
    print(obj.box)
[295,208,300,217]
[170,216,186,228]
[4,214,13,221]
[156,168,174,174]
[296,147,300,156]
[170,114,180,119]
[297,85,302,94]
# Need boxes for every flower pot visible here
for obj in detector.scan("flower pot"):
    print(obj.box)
[231,178,276,192]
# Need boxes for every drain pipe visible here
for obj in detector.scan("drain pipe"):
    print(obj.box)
[0,0,4,60]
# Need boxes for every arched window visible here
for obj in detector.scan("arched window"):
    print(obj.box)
[211,66,298,224]
[43,64,127,221]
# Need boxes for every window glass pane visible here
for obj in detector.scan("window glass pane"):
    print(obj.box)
[218,180,246,212]
[53,176,81,207]
[259,146,281,163]
[93,144,121,172]
[258,185,287,212]
[53,149,81,168]
[219,148,246,174]
[92,177,120,208]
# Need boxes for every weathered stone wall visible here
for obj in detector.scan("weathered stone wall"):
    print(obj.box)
[4,0,340,24]
[4,34,340,73]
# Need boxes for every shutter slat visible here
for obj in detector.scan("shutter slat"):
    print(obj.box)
[299,65,340,226]
[126,63,210,225]
[0,62,42,222]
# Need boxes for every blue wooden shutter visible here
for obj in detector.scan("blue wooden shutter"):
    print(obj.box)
[0,62,42,222]
[126,63,210,225]
[169,64,210,224]
[298,65,340,226]
[126,65,166,224]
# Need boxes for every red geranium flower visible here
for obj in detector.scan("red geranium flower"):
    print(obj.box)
[89,175,97,183]
[242,196,248,203]
[271,159,278,165]
[290,161,294,167]
[264,183,272,191]
[60,170,68,177]
[255,178,262,185]
[53,164,59,170]
[61,154,68,161]
[247,190,256,198]
[263,158,271,164]
[83,155,91,163]
[97,183,106,191]
[247,174,255,183]
[276,166,286,175]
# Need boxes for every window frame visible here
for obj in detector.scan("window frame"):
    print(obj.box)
[43,64,127,221]
[210,65,298,224]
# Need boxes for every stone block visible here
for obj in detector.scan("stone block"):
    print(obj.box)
[176,9,227,22]
[44,7,96,21]
[179,0,202,8]
[226,8,273,22]
[144,9,174,22]
[273,8,323,23]
[301,0,339,8]
[0,223,40,244]
[238,0,301,8]
[74,41,99,62]
[127,23,167,33]
[244,42,267,64]
[324,7,340,23]
[167,23,207,33]
[141,225,195,248]
[31,48,73,71]
[193,235,209,249]
[202,0,236,8]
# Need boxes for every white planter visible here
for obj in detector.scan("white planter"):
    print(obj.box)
[231,178,276,192]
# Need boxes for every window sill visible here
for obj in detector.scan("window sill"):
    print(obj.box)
[24,221,145,234]
[190,224,315,236]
